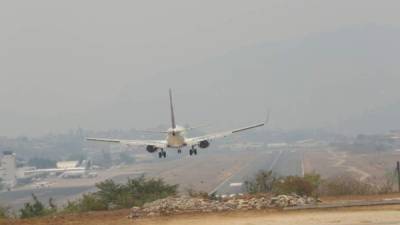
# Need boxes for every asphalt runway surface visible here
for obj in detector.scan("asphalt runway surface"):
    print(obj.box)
[0,173,144,210]
[0,186,92,209]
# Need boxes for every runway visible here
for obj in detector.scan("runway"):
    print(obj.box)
[0,186,92,210]
[210,148,304,195]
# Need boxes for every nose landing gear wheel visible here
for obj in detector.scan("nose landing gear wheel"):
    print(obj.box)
[178,149,182,154]
[189,149,193,156]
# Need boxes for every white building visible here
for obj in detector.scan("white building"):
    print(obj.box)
[0,151,17,188]
[56,161,80,169]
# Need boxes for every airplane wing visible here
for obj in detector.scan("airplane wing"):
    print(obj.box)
[185,122,265,146]
[86,138,167,149]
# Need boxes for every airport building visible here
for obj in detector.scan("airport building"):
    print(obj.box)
[56,161,80,169]
[0,151,17,188]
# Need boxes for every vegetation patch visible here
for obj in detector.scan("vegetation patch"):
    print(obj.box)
[244,170,395,197]
[64,175,178,213]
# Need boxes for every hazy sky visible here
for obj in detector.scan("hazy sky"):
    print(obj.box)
[1,1,400,136]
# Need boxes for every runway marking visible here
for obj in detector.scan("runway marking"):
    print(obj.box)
[268,150,283,171]
[208,173,236,195]
[210,150,284,195]
[330,151,371,181]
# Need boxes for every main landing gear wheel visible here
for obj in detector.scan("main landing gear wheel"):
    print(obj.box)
[189,148,198,156]
[159,150,167,158]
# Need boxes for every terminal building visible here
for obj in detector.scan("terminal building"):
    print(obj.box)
[0,151,17,189]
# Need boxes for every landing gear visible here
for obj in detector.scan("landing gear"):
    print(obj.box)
[158,149,167,158]
[177,149,182,154]
[189,147,198,156]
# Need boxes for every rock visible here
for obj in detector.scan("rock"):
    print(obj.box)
[147,212,159,217]
[128,194,316,218]
[296,198,306,206]
[306,197,316,204]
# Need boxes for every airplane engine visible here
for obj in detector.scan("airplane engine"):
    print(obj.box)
[146,145,158,153]
[199,140,210,149]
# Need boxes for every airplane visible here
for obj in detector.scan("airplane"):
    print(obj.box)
[87,89,268,158]
[24,160,93,178]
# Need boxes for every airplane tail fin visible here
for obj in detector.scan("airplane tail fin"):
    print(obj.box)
[169,89,176,129]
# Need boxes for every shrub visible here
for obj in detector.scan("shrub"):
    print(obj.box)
[244,170,321,196]
[186,187,209,199]
[63,194,108,213]
[63,175,178,212]
[318,175,376,196]
[94,179,122,207]
[273,176,315,196]
[244,170,278,194]
[119,175,178,207]
[377,170,396,194]
[304,172,322,197]
[0,206,10,219]
[19,194,56,218]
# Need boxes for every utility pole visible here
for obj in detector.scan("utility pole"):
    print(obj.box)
[397,161,400,192]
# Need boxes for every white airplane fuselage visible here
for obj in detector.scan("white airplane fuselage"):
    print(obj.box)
[166,126,186,148]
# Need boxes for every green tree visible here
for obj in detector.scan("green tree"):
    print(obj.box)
[95,179,122,207]
[20,194,47,218]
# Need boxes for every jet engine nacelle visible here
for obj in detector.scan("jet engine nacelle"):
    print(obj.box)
[146,145,158,153]
[199,140,210,149]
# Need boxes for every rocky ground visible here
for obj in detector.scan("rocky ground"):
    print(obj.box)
[130,194,317,218]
